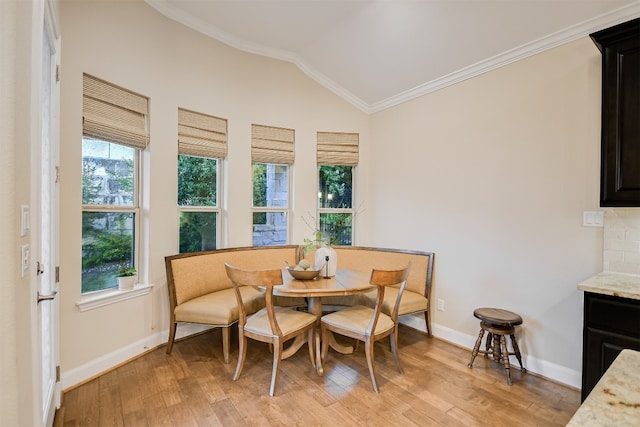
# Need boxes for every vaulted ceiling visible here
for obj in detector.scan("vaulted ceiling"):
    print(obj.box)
[146,0,640,113]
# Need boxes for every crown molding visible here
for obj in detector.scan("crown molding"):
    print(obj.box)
[146,0,640,115]
[369,2,640,114]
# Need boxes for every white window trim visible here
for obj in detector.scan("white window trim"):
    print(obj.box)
[75,284,153,312]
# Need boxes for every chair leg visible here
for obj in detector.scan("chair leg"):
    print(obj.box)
[269,340,283,397]
[222,326,230,364]
[364,338,379,393]
[307,328,315,367]
[424,310,432,338]
[166,322,177,354]
[390,327,403,374]
[467,328,485,368]
[321,326,330,361]
[233,331,247,381]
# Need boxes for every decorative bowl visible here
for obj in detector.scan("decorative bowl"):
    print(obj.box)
[286,266,322,280]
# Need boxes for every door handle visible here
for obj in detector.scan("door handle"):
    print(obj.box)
[37,290,58,304]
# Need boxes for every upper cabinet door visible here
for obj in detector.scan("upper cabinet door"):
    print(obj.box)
[591,18,640,207]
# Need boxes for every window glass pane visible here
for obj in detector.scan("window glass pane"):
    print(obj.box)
[318,165,352,209]
[253,163,288,207]
[82,212,135,293]
[82,137,134,206]
[253,211,287,246]
[179,211,217,253]
[319,213,352,245]
[178,155,217,206]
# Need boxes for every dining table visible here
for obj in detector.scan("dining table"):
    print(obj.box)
[274,268,374,375]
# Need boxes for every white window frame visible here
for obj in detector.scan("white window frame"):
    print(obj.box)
[77,138,151,310]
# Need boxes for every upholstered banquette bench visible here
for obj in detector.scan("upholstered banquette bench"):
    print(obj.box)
[165,245,434,363]
[299,246,434,336]
[164,245,301,363]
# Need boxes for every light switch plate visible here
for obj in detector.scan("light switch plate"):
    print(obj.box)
[583,211,604,227]
[20,205,29,236]
[21,244,29,277]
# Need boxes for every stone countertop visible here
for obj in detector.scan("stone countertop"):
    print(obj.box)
[567,349,640,426]
[578,272,640,300]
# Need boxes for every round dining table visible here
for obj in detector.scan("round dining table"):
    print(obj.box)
[274,268,374,375]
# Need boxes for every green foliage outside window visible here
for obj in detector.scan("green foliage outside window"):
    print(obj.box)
[178,155,217,206]
[319,165,352,208]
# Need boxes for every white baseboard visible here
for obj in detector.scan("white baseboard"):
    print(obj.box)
[399,315,581,389]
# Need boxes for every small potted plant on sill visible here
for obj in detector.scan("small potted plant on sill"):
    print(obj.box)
[116,263,137,291]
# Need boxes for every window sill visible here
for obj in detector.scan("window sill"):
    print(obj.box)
[76,284,153,312]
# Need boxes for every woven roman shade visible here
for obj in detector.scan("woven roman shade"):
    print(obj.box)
[178,108,227,158]
[317,132,359,166]
[82,73,149,150]
[251,124,295,165]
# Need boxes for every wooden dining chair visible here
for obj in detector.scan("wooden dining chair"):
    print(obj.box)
[224,262,317,396]
[320,263,412,393]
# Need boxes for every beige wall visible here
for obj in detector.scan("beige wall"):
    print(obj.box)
[369,37,604,381]
[58,0,370,381]
[2,0,44,424]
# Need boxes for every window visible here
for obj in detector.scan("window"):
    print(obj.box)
[317,132,359,245]
[82,138,138,293]
[177,108,227,253]
[81,74,149,294]
[251,124,294,246]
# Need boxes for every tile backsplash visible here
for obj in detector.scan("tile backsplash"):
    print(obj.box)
[603,209,640,275]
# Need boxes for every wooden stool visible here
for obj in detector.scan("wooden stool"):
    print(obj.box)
[467,308,526,385]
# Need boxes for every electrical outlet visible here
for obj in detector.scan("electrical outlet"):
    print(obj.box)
[437,298,445,311]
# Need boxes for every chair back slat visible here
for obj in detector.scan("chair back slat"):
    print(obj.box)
[369,263,412,328]
[224,263,283,335]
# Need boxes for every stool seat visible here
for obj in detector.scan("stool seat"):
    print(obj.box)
[468,308,525,385]
[473,307,522,327]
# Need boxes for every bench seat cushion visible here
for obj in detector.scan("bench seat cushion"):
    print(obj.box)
[174,287,265,326]
[359,287,428,316]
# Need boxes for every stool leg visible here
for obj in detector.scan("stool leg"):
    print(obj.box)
[484,332,493,359]
[468,328,485,368]
[500,335,512,386]
[492,333,501,362]
[510,333,526,373]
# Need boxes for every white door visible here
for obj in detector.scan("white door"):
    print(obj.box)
[37,7,60,426]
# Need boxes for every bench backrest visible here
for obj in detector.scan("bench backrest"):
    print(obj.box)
[300,246,434,299]
[165,246,299,308]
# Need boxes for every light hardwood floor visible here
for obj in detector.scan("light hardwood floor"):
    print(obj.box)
[55,325,580,426]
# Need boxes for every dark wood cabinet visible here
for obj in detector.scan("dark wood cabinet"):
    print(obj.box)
[581,291,640,401]
[590,18,640,207]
